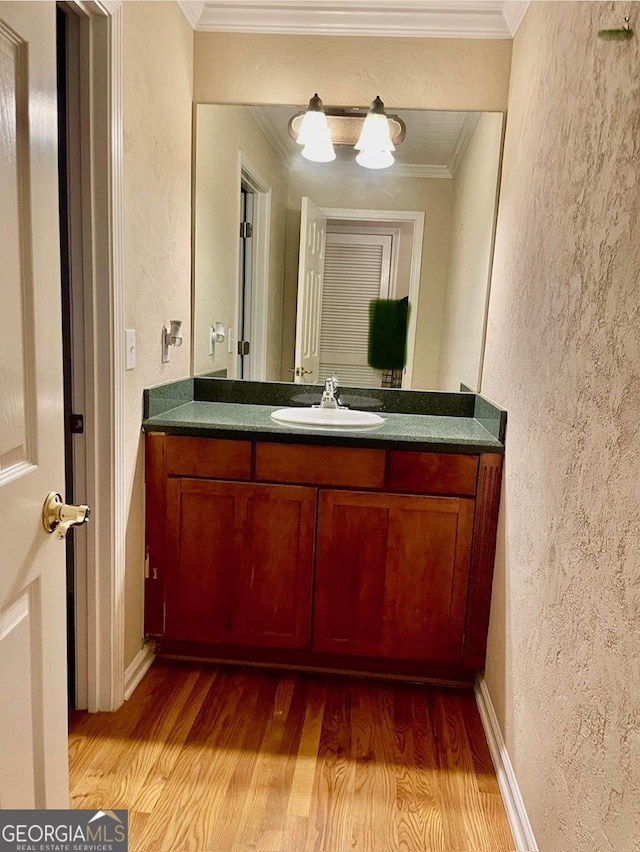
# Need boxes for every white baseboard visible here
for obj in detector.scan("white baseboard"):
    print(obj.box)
[124,641,155,701]
[475,676,538,852]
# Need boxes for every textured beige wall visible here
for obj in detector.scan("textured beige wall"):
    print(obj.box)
[482,3,640,849]
[122,2,193,668]
[282,171,453,387]
[194,32,512,112]
[193,105,288,378]
[437,112,503,391]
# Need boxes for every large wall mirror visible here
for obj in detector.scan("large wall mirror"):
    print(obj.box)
[193,102,503,392]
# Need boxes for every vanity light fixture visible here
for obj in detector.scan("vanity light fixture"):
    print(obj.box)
[288,95,404,169]
[355,96,395,169]
[296,93,336,163]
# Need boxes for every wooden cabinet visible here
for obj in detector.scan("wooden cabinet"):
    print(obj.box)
[164,478,315,648]
[313,490,474,663]
[145,433,503,682]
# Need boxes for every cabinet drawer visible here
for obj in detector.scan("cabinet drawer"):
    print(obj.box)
[255,442,385,488]
[165,436,251,479]
[388,451,478,496]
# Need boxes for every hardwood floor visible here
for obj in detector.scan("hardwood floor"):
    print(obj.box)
[69,660,514,852]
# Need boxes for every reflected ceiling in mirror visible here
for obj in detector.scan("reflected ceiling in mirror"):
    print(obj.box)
[250,105,481,177]
[192,103,503,393]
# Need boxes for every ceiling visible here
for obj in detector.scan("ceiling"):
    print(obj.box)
[246,104,482,177]
[178,1,530,38]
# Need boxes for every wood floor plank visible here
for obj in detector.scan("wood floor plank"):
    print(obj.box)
[350,681,398,852]
[137,667,257,852]
[393,687,445,852]
[68,660,170,788]
[459,690,502,796]
[478,791,518,851]
[253,675,306,849]
[281,814,308,852]
[262,677,311,852]
[68,661,514,852]
[131,667,218,815]
[77,666,208,811]
[226,673,295,851]
[285,680,326,821]
[304,679,355,852]
[70,662,204,809]
[128,810,151,851]
[430,691,503,852]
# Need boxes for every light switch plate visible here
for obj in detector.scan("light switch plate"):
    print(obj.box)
[125,329,136,370]
[228,327,235,355]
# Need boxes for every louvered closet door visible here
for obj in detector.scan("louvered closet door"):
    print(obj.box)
[319,232,392,388]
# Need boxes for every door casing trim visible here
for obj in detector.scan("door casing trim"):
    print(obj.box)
[239,151,271,381]
[65,0,125,712]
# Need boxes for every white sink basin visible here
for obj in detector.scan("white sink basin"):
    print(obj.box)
[270,407,385,430]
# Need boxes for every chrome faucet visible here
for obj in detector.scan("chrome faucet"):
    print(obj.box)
[318,376,346,410]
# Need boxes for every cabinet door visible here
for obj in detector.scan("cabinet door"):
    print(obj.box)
[313,491,474,663]
[165,479,316,648]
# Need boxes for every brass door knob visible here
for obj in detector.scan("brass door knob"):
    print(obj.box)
[42,492,91,539]
[288,367,313,377]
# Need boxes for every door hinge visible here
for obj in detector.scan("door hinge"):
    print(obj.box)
[69,413,84,434]
[240,221,253,239]
[237,340,250,356]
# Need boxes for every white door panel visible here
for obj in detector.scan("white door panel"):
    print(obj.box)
[294,196,326,383]
[318,232,393,388]
[0,2,69,807]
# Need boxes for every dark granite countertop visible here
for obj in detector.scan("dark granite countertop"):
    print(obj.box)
[142,378,506,454]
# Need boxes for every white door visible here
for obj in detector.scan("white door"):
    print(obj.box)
[319,232,393,387]
[0,2,70,808]
[294,196,326,384]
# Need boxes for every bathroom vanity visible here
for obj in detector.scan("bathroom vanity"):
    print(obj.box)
[143,378,505,685]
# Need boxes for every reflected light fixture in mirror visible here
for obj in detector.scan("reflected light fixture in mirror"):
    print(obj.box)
[355,96,396,169]
[289,95,405,168]
[296,94,336,163]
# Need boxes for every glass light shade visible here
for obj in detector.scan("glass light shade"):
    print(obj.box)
[355,113,395,152]
[296,100,335,162]
[297,109,330,146]
[301,140,336,163]
[355,148,395,169]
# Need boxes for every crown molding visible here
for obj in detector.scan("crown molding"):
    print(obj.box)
[447,111,480,176]
[177,0,206,29]
[290,161,452,178]
[195,1,525,38]
[389,163,452,179]
[502,1,530,36]
[247,106,293,169]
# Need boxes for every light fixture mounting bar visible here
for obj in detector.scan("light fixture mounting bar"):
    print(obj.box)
[288,109,406,147]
